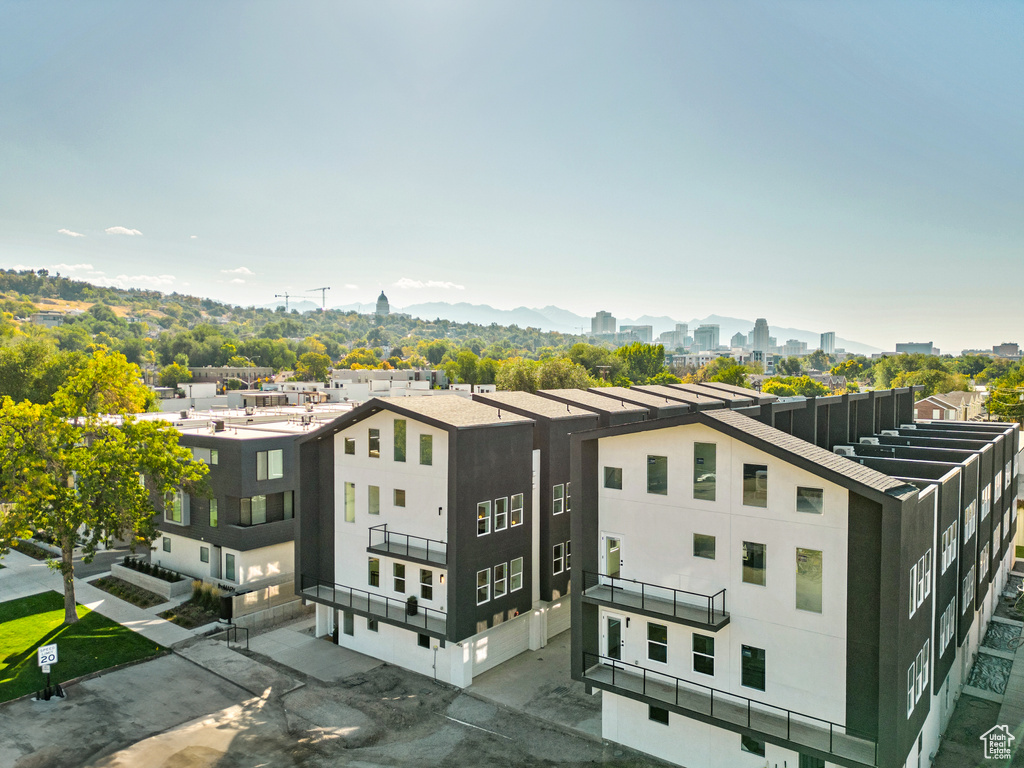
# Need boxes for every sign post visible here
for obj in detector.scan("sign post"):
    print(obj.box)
[36,643,63,700]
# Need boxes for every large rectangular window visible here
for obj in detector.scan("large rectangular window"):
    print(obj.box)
[256,449,283,481]
[510,557,523,591]
[693,634,714,676]
[604,467,622,489]
[741,645,766,691]
[693,533,716,560]
[494,497,508,530]
[647,455,668,495]
[394,419,406,462]
[165,491,183,523]
[476,569,490,604]
[742,542,766,586]
[743,464,768,507]
[494,563,507,598]
[368,428,380,458]
[240,495,267,526]
[693,443,716,501]
[797,487,824,514]
[368,485,380,516]
[511,493,524,526]
[796,548,823,613]
[224,553,235,581]
[420,434,432,465]
[393,563,405,593]
[552,484,565,514]
[647,622,668,664]
[420,569,433,600]
[368,557,379,587]
[200,546,209,563]
[344,482,355,523]
[477,501,491,536]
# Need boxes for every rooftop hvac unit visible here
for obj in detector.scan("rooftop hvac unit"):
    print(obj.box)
[245,406,255,416]
[860,437,880,445]
[213,420,225,432]
[305,403,313,412]
[834,446,856,457]
[901,424,917,429]
[880,430,900,436]
[180,410,189,419]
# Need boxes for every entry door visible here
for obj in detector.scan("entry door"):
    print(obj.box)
[211,545,222,579]
[604,613,625,661]
[602,534,622,581]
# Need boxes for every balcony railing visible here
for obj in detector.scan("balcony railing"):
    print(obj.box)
[367,524,448,566]
[582,571,728,629]
[582,652,876,767]
[300,574,447,637]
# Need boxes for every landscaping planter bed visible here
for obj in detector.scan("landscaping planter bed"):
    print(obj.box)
[111,563,190,601]
[92,577,166,609]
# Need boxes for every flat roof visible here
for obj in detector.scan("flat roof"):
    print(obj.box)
[473,391,598,420]
[588,387,693,410]
[632,385,724,407]
[537,389,648,415]
[363,395,532,429]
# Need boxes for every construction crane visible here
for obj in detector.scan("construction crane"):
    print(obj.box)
[308,286,331,311]
[274,292,292,311]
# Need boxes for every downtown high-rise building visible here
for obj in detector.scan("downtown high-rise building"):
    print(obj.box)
[820,331,836,354]
[750,317,770,352]
[591,311,616,335]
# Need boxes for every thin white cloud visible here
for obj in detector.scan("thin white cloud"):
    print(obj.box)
[189,235,198,239]
[91,273,175,289]
[394,278,465,290]
[105,226,143,236]
[50,263,95,273]
[57,228,85,238]
[221,267,254,275]
[229,278,245,284]
[345,284,359,290]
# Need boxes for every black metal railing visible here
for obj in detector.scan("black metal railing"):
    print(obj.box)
[215,623,249,651]
[368,523,448,565]
[582,570,727,626]
[300,573,446,633]
[582,652,876,766]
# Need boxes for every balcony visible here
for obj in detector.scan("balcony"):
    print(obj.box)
[582,653,877,768]
[582,571,729,630]
[367,524,447,567]
[300,574,447,639]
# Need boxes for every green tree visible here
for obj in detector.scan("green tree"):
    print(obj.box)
[708,363,751,387]
[159,362,193,389]
[496,358,540,393]
[0,349,208,624]
[295,351,331,381]
[776,356,803,376]
[535,358,595,390]
[0,340,87,404]
[616,343,667,384]
[805,350,833,372]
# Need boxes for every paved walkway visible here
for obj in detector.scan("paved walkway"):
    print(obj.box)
[247,616,383,682]
[0,548,192,647]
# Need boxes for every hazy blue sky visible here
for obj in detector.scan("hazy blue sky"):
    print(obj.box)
[1,2,1021,352]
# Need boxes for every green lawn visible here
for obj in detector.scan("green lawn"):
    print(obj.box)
[0,591,164,703]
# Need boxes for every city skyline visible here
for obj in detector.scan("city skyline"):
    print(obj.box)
[1,2,1021,353]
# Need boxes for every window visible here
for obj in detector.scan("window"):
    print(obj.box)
[552,484,565,514]
[162,536,171,552]
[240,495,267,526]
[910,561,918,618]
[693,533,716,560]
[553,543,565,574]
[494,497,508,530]
[797,487,824,514]
[604,467,622,489]
[995,471,1003,502]
[693,634,714,676]
[510,557,523,591]
[344,482,355,523]
[420,434,432,465]
[210,449,218,465]
[477,501,491,536]
[343,611,354,636]
[368,485,380,516]
[418,633,430,649]
[566,481,572,513]
[693,442,716,501]
[963,565,975,614]
[192,447,211,464]
[368,428,380,458]
[394,419,406,462]
[511,493,524,526]
[367,618,378,632]
[200,546,209,563]
[941,521,957,573]
[344,437,355,455]
[742,542,766,586]
[965,501,977,542]
[799,756,825,768]
[165,491,183,523]
[394,489,406,507]
[283,491,294,520]
[256,449,283,481]
[796,548,823,613]
[394,563,406,593]
[741,645,766,691]
[368,557,379,587]
[209,498,218,528]
[476,569,490,604]
[740,735,765,757]
[494,563,507,598]
[565,541,571,571]
[647,455,668,495]
[743,464,768,507]
[982,485,991,519]
[647,623,668,664]
[648,705,669,725]
[420,569,433,600]
[224,553,236,581]
[980,544,989,579]
[907,663,916,718]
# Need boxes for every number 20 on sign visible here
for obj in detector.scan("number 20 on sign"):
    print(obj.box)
[37,643,58,666]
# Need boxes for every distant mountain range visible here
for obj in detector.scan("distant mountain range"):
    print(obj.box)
[261,299,882,355]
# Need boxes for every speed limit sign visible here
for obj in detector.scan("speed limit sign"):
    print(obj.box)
[37,643,58,666]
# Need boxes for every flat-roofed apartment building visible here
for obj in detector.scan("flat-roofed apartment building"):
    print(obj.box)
[570,389,1019,768]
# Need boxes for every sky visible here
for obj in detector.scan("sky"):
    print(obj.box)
[1,1,1021,353]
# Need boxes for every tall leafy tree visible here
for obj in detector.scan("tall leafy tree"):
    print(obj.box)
[0,349,208,624]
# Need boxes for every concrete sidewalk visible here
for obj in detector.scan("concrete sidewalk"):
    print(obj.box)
[247,616,383,682]
[0,548,193,647]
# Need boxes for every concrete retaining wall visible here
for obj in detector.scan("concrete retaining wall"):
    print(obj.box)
[111,563,192,600]
[228,572,310,630]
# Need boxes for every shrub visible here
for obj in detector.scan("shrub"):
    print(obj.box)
[190,580,222,613]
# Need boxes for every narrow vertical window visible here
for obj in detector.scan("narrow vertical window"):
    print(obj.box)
[552,484,565,514]
[420,569,433,600]
[394,419,407,462]
[647,623,668,663]
[553,543,565,574]
[210,449,219,465]
[510,557,523,591]
[693,442,716,501]
[368,428,380,458]
[693,634,714,676]
[477,501,491,536]
[257,451,268,481]
[511,493,524,526]
[647,455,668,495]
[344,437,355,455]
[394,489,406,507]
[267,449,283,479]
[494,497,508,530]
[225,553,236,581]
[394,563,406,593]
[742,542,766,586]
[476,569,490,604]
[368,485,380,515]
[795,548,823,613]
[345,481,356,523]
[209,498,218,528]
[368,557,379,587]
[743,464,768,507]
[283,490,294,520]
[741,645,766,691]
[493,563,507,598]
[420,434,433,465]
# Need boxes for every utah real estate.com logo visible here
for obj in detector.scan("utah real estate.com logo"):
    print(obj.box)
[980,724,1015,760]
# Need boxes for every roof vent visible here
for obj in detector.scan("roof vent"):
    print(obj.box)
[860,437,880,445]
[834,446,856,457]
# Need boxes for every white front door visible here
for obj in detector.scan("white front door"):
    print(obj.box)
[603,612,625,662]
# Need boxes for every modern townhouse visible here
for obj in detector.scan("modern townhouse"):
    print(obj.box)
[569,391,1019,768]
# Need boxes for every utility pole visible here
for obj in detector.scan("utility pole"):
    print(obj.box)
[274,292,292,312]
[308,287,331,311]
